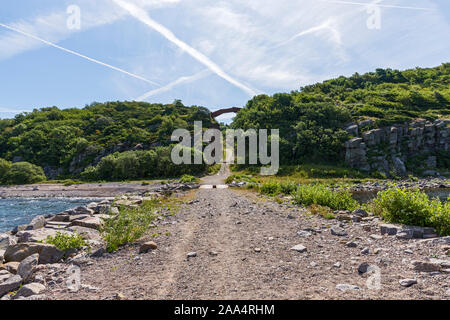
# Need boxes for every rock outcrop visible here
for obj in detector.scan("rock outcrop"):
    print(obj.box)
[345,119,450,176]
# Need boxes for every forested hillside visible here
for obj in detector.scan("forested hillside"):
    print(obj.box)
[232,63,450,165]
[0,64,448,183]
[0,100,215,181]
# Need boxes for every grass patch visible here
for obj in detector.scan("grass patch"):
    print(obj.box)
[367,186,450,236]
[308,204,336,220]
[260,181,281,196]
[225,174,258,184]
[179,174,199,183]
[101,200,159,252]
[45,232,88,252]
[293,184,358,211]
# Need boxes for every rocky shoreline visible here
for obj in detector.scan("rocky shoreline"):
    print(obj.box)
[0,182,200,300]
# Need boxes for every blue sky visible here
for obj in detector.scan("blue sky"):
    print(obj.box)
[0,0,449,122]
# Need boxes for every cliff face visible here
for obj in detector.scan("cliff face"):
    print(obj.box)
[345,119,450,176]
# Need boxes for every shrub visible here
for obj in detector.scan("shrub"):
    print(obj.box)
[293,184,358,211]
[45,232,87,251]
[100,200,158,252]
[0,158,11,183]
[309,204,336,219]
[280,181,298,195]
[80,147,207,182]
[369,187,450,235]
[3,162,46,185]
[225,174,257,184]
[260,181,281,196]
[179,174,198,183]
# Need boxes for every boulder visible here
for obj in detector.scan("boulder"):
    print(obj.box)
[3,262,19,274]
[0,270,12,282]
[14,282,45,298]
[411,260,441,272]
[290,244,307,253]
[11,225,27,235]
[380,224,400,236]
[392,157,406,176]
[16,228,72,243]
[0,275,22,297]
[70,216,102,230]
[352,209,368,218]
[67,226,102,241]
[25,216,46,230]
[73,207,94,216]
[139,241,158,254]
[399,279,417,287]
[336,284,360,292]
[331,226,347,237]
[17,253,39,282]
[4,243,63,264]
[0,233,17,249]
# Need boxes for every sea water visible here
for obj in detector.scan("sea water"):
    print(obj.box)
[0,198,101,233]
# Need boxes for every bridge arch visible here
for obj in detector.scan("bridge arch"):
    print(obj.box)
[211,107,241,118]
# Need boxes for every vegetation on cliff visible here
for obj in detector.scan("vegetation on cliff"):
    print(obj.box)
[0,100,216,181]
[232,63,449,167]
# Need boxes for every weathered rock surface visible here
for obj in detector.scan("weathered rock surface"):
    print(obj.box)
[0,275,22,297]
[290,244,307,253]
[4,243,63,264]
[17,253,39,282]
[139,241,158,254]
[70,216,102,230]
[14,282,46,298]
[344,119,450,176]
[26,215,46,230]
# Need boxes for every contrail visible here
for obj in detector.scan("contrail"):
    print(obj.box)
[318,0,433,11]
[136,69,210,101]
[0,22,160,86]
[111,0,258,97]
[273,19,341,49]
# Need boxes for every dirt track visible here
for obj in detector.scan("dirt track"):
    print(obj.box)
[44,167,450,300]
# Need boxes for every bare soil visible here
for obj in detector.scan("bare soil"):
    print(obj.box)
[44,181,450,300]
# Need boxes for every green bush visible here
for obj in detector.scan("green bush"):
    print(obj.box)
[369,187,450,235]
[0,158,11,183]
[179,174,198,183]
[225,174,257,184]
[293,184,358,211]
[260,181,281,196]
[3,162,46,185]
[45,232,87,251]
[100,200,158,252]
[80,147,207,182]
[280,181,298,195]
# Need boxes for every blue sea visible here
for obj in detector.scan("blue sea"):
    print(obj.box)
[0,198,101,233]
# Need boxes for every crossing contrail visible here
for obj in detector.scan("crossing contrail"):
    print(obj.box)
[136,69,210,101]
[111,0,258,97]
[0,22,160,86]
